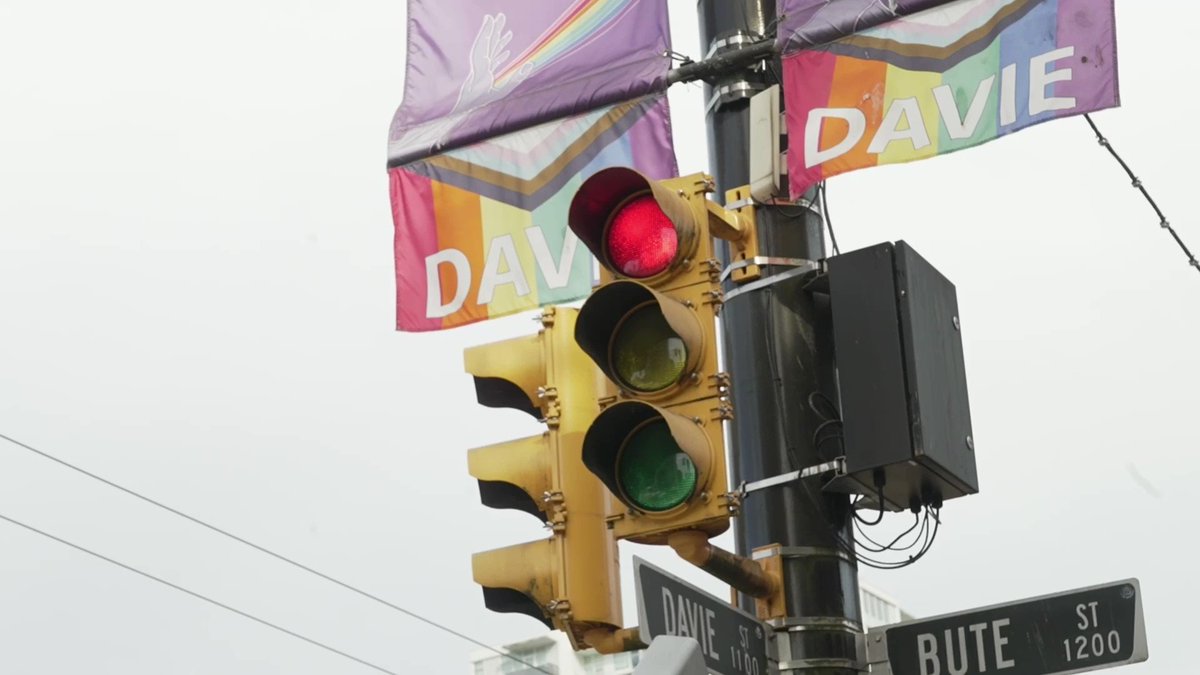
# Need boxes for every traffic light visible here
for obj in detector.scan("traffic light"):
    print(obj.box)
[568,168,752,545]
[465,307,622,649]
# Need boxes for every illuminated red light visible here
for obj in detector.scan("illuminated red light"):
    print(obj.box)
[604,195,678,278]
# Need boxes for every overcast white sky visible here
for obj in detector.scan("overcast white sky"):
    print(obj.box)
[0,1,1195,673]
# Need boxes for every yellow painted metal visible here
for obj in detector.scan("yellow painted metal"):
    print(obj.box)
[472,538,560,623]
[607,397,736,545]
[571,169,738,547]
[468,434,554,523]
[667,531,778,600]
[463,331,546,418]
[579,172,722,289]
[721,185,762,283]
[465,307,623,650]
[607,282,723,407]
[751,544,788,621]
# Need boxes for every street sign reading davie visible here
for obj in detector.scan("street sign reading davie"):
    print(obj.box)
[870,579,1148,675]
[633,557,769,675]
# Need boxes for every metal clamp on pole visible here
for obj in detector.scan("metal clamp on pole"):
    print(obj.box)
[706,81,768,114]
[777,658,871,673]
[722,260,825,304]
[763,197,820,215]
[720,256,818,284]
[728,197,818,213]
[739,458,846,497]
[667,35,776,85]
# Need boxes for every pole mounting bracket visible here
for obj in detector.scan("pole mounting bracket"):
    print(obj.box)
[738,458,846,497]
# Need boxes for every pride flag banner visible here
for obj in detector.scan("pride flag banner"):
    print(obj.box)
[391,97,677,332]
[784,0,1118,195]
[389,0,670,167]
[777,0,956,52]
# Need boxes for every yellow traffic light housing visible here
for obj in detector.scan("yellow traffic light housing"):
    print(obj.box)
[581,399,732,544]
[568,169,746,544]
[464,307,622,649]
[573,281,721,405]
[569,168,755,287]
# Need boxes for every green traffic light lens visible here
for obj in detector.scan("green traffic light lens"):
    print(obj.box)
[611,305,687,393]
[617,420,697,512]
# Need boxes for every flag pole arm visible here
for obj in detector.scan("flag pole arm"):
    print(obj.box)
[666,38,778,85]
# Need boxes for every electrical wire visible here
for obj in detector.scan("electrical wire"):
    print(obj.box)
[852,481,885,526]
[0,511,401,675]
[808,394,844,460]
[795,388,942,566]
[819,182,842,256]
[846,507,940,570]
[854,511,925,553]
[0,431,552,675]
[1083,114,1199,276]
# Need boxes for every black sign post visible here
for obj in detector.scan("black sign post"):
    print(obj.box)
[633,557,770,675]
[869,579,1148,675]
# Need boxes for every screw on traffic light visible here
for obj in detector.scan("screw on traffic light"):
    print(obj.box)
[568,168,756,545]
[464,307,622,649]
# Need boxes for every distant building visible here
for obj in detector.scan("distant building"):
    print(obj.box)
[469,584,909,674]
[861,583,913,629]
[470,633,640,675]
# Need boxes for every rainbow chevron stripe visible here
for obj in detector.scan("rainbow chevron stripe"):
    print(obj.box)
[391,97,676,332]
[495,0,637,87]
[784,0,1118,195]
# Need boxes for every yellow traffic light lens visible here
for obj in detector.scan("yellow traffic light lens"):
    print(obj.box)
[605,195,678,278]
[611,304,687,393]
[618,421,697,512]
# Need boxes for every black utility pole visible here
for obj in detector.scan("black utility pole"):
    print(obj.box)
[697,2,863,673]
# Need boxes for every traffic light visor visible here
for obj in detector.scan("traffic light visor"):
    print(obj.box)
[582,401,712,513]
[618,420,697,512]
[463,334,545,420]
[569,168,697,280]
[575,281,703,395]
[611,303,687,393]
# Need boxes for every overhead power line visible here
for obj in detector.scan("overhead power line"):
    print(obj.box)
[0,511,400,675]
[0,431,551,675]
[1083,114,1199,277]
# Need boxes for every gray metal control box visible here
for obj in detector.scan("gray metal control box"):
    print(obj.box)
[827,241,977,511]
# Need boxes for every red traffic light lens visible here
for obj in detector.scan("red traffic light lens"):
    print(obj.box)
[604,195,678,279]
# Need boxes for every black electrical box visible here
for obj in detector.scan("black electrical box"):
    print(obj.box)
[827,241,977,511]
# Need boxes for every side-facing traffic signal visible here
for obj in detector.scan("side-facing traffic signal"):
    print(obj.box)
[568,168,751,544]
[464,307,622,649]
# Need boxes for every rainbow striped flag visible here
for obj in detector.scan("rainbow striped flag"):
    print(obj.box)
[391,97,676,332]
[783,0,1118,195]
[389,0,675,331]
[777,0,956,51]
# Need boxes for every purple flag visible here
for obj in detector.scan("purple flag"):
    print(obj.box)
[777,0,957,52]
[389,0,670,167]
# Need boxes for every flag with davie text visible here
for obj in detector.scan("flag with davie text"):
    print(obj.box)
[388,0,676,331]
[391,97,676,331]
[783,0,1119,195]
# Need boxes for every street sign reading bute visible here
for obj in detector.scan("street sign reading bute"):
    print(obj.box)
[634,557,769,675]
[868,580,1148,675]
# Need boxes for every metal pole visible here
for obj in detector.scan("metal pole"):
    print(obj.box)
[696,2,863,673]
